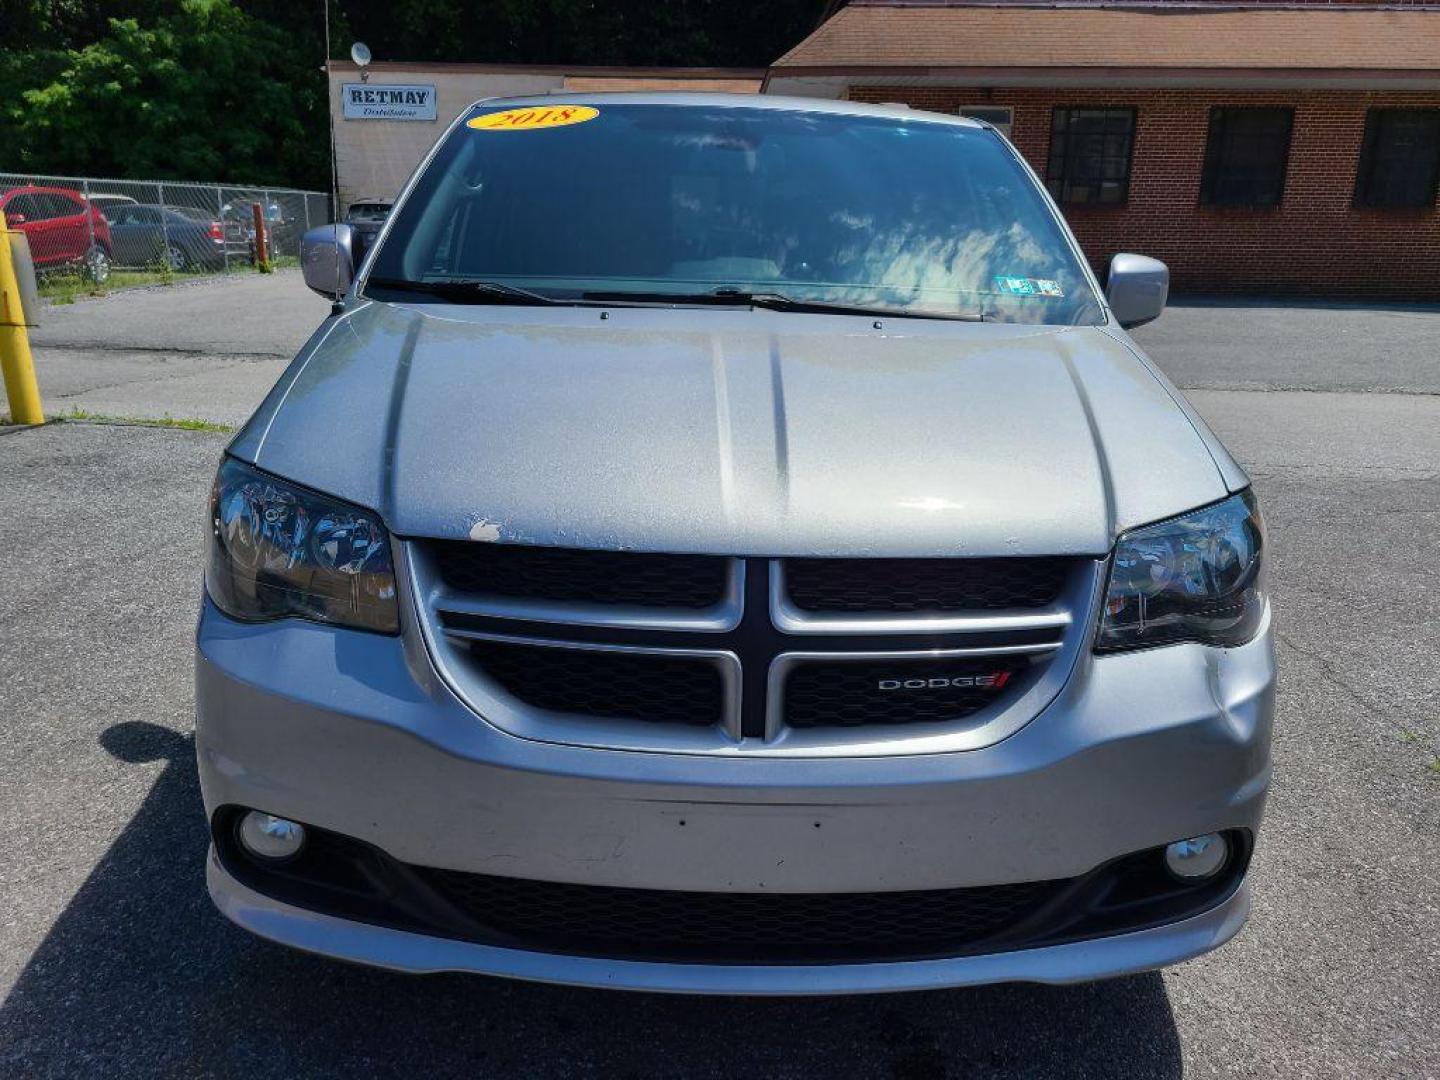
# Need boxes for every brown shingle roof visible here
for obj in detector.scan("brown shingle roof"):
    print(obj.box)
[773,4,1440,70]
[562,75,762,92]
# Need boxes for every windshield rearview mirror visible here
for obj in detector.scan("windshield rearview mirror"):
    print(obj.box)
[1106,253,1168,329]
[301,224,355,299]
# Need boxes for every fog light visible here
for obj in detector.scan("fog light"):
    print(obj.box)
[237,811,306,862]
[1164,833,1228,880]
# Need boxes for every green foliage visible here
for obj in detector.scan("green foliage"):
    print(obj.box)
[1,0,330,187]
[0,0,828,192]
[333,0,825,68]
[37,264,191,302]
[54,406,236,432]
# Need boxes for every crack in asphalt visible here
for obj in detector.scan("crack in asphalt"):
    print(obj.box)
[35,351,285,402]
[1275,631,1433,733]
[1180,384,1440,397]
[33,342,290,359]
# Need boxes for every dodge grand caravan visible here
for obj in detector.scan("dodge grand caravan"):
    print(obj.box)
[197,95,1273,994]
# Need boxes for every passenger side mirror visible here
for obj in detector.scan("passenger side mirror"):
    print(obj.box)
[6,213,26,226]
[301,223,356,299]
[1106,253,1168,329]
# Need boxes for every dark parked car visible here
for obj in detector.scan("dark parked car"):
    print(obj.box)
[344,198,392,264]
[220,200,300,262]
[0,184,112,282]
[104,203,226,271]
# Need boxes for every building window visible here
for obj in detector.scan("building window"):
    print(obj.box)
[1354,108,1440,209]
[959,106,1013,141]
[1046,108,1136,206]
[1200,107,1294,208]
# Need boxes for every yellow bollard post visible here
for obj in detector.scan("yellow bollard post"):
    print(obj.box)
[0,209,44,425]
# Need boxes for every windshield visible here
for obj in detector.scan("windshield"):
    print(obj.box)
[367,102,1103,324]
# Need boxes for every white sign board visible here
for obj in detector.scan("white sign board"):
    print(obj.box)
[342,83,437,121]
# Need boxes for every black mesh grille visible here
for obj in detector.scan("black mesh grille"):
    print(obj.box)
[785,656,1030,729]
[430,542,728,609]
[784,557,1071,613]
[215,809,1252,968]
[415,868,1060,963]
[466,639,723,727]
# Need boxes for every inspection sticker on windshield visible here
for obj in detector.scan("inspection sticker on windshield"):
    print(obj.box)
[468,105,600,132]
[993,276,1064,298]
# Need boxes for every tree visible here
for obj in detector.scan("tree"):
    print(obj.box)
[333,0,824,68]
[0,0,828,189]
[1,1,330,186]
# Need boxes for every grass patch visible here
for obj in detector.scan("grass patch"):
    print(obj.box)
[52,407,235,433]
[38,266,178,302]
[37,257,289,304]
[37,273,95,304]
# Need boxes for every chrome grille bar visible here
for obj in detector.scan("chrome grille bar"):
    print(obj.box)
[406,540,1102,757]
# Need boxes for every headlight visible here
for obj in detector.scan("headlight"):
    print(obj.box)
[206,457,398,633]
[1097,490,1264,652]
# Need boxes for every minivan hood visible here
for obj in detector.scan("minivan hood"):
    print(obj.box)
[232,301,1242,557]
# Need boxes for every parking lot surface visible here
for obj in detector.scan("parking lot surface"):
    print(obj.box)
[25,271,327,427]
[1,282,1437,1078]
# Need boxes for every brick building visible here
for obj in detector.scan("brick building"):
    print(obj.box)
[765,0,1440,297]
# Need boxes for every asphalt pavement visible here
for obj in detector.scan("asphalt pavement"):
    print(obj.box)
[23,270,328,427]
[1,281,1437,1078]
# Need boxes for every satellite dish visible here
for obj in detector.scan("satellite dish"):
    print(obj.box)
[350,42,372,67]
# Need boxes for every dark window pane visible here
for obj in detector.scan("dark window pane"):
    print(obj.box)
[40,193,82,218]
[1354,108,1440,209]
[1200,108,1293,208]
[959,106,1012,130]
[1045,108,1136,206]
[5,193,41,220]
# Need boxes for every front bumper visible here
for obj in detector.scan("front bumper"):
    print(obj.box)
[196,597,1273,991]
[208,852,1252,994]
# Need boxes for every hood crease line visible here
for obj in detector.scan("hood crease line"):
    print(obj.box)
[381,315,424,524]
[710,335,739,527]
[768,336,791,514]
[1058,339,1117,544]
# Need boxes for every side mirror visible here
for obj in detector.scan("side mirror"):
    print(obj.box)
[7,213,26,226]
[301,223,356,299]
[1106,253,1168,329]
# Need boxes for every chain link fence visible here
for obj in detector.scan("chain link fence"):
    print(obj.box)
[0,172,331,289]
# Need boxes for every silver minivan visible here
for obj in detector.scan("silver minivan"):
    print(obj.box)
[198,94,1272,994]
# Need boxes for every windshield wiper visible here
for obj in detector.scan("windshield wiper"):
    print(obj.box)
[581,287,984,322]
[365,277,565,305]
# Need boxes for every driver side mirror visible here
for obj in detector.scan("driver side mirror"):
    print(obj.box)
[301,223,356,299]
[1106,253,1168,329]
[6,213,27,226]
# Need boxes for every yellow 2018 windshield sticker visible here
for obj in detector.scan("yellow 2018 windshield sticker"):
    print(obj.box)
[468,105,599,132]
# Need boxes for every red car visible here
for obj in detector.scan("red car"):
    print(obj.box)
[0,185,113,282]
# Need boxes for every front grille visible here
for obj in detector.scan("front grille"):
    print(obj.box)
[466,639,723,727]
[784,556,1071,613]
[785,655,1031,729]
[416,868,1058,963]
[429,541,728,609]
[421,545,1090,752]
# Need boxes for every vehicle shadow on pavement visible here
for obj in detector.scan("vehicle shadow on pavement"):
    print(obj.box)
[0,722,1182,1080]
